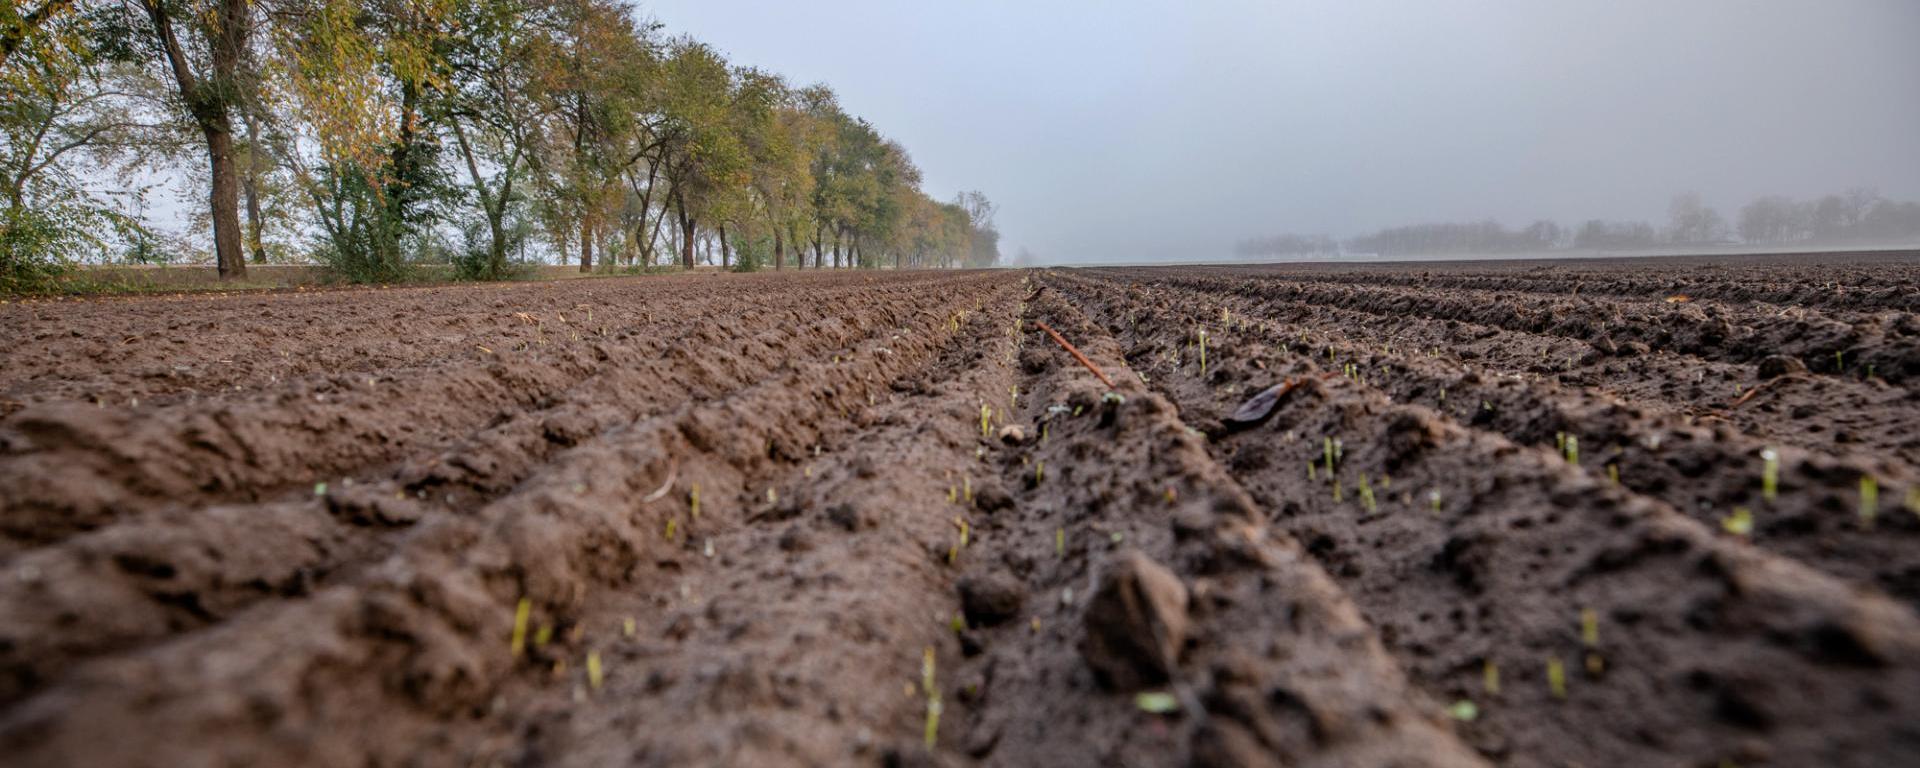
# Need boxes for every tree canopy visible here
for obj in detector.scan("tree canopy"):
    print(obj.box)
[1,0,999,288]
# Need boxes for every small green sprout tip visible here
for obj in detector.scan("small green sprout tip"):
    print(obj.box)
[1760,448,1779,502]
[980,403,993,437]
[1446,700,1479,722]
[1607,463,1620,485]
[1198,328,1208,376]
[1428,490,1443,514]
[690,484,701,519]
[623,617,636,638]
[511,598,532,657]
[1722,507,1753,536]
[1483,660,1500,694]
[1860,475,1880,526]
[586,651,604,690]
[314,482,328,497]
[1547,657,1568,700]
[1580,608,1600,648]
[1135,691,1180,714]
[534,624,553,648]
[1055,527,1065,556]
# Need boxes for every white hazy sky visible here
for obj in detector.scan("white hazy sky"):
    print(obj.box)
[641,0,1920,264]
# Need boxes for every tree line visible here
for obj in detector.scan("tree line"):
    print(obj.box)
[1237,189,1920,258]
[1,0,1000,290]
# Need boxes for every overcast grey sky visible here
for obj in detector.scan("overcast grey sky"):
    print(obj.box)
[643,1,1920,263]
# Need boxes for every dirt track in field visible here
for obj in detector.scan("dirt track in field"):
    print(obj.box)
[0,254,1917,767]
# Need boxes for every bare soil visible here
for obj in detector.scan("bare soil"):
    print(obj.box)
[1,255,1917,767]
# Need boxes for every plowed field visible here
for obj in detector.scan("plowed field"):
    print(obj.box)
[2,254,1917,767]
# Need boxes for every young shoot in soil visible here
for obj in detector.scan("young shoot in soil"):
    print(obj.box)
[1484,660,1500,695]
[1722,507,1754,536]
[1861,475,1880,526]
[512,598,532,658]
[1547,656,1568,700]
[1760,448,1779,502]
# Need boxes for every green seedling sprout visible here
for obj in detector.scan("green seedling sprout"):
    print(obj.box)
[1036,460,1045,483]
[1308,461,1318,481]
[922,647,942,748]
[1429,490,1443,514]
[1760,448,1779,502]
[1483,660,1500,694]
[1835,350,1844,371]
[1446,700,1479,722]
[1010,385,1019,408]
[664,518,677,541]
[950,613,966,633]
[963,476,973,504]
[1056,527,1065,556]
[1580,608,1600,648]
[511,598,532,657]
[1860,475,1880,527]
[1607,463,1620,485]
[1198,327,1208,376]
[1358,473,1377,513]
[1332,476,1343,503]
[980,403,993,437]
[1556,432,1566,454]
[587,651,604,691]
[1907,487,1920,519]
[534,624,553,649]
[948,485,957,504]
[1565,436,1579,465]
[1722,507,1754,536]
[690,484,701,520]
[1136,691,1180,714]
[1547,657,1568,700]
[313,482,328,497]
[623,617,636,638]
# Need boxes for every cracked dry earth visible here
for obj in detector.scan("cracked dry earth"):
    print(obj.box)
[0,253,1917,767]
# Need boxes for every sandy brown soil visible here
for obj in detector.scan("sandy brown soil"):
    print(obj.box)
[0,255,1917,767]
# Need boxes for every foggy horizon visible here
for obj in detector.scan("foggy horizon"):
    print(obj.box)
[645,0,1920,264]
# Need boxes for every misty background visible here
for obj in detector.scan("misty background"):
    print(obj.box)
[644,0,1920,264]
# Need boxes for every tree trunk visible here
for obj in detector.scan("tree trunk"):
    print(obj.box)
[718,223,730,268]
[773,228,784,270]
[242,113,266,263]
[832,227,842,269]
[203,125,246,279]
[143,0,249,280]
[579,216,593,272]
[676,196,695,269]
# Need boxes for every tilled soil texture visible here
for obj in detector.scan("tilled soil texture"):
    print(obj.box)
[0,254,1915,767]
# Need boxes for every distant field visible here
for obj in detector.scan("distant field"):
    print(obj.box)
[1,254,1917,765]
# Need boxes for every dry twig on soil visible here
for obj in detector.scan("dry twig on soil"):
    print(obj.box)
[1034,320,1116,389]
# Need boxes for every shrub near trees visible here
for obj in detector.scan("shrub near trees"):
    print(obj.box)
[0,0,1000,290]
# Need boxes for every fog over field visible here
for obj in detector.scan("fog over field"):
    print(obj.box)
[649,0,1920,264]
